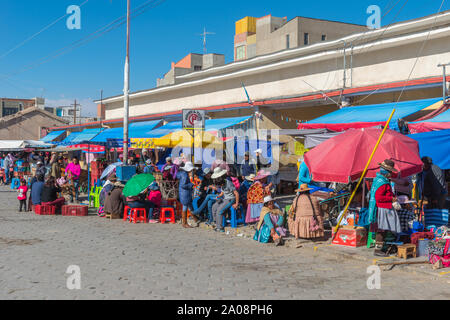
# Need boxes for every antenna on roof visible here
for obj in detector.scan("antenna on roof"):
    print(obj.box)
[197,27,215,54]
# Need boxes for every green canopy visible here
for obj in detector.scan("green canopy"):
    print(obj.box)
[122,174,155,197]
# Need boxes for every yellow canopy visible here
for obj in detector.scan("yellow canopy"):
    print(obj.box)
[131,130,224,149]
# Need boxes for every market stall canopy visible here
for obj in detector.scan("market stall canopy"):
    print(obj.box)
[298,97,442,132]
[408,108,450,134]
[69,128,104,144]
[40,130,66,143]
[0,140,54,150]
[408,129,450,170]
[304,128,423,183]
[131,116,252,149]
[58,131,82,146]
[90,120,162,147]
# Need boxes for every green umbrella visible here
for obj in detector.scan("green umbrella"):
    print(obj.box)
[122,173,155,197]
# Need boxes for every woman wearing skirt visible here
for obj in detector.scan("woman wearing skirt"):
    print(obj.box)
[368,159,402,257]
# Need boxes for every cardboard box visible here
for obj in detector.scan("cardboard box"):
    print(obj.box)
[332,226,367,247]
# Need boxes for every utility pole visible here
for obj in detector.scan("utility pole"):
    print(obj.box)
[438,63,450,101]
[71,99,79,125]
[123,0,130,164]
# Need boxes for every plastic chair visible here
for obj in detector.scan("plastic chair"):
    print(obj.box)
[89,186,98,207]
[94,187,103,208]
[10,178,20,190]
[222,204,246,229]
[123,206,131,221]
[160,207,176,224]
[129,208,147,224]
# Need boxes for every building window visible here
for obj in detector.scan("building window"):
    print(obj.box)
[236,45,246,60]
[194,65,202,71]
[304,33,309,45]
[2,107,18,117]
[322,34,327,41]
[286,34,290,49]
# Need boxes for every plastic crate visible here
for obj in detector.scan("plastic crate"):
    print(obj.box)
[34,204,56,215]
[116,165,136,181]
[62,205,88,217]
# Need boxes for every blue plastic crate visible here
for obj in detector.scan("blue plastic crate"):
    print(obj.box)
[116,165,136,181]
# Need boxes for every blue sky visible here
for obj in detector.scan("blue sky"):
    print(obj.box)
[0,0,448,116]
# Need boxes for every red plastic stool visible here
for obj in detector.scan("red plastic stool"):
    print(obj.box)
[123,206,130,221]
[160,207,176,224]
[129,208,147,224]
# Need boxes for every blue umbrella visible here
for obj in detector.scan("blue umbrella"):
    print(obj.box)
[100,162,122,180]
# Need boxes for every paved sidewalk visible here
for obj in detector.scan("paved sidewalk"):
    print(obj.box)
[0,186,449,300]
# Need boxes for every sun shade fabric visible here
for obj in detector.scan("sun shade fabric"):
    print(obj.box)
[58,131,82,146]
[408,129,450,170]
[40,130,65,143]
[304,128,423,183]
[408,108,450,133]
[70,128,104,144]
[298,97,442,132]
[90,120,162,144]
[130,117,252,149]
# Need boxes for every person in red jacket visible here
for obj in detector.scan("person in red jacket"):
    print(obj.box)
[368,159,402,256]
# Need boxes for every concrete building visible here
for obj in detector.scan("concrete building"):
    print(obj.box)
[44,11,450,136]
[86,11,449,128]
[157,53,225,87]
[234,15,367,61]
[0,97,45,117]
[0,107,68,140]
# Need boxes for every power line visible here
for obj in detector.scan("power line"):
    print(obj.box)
[394,0,447,105]
[0,0,167,81]
[0,0,90,60]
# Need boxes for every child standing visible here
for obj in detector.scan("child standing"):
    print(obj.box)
[17,179,28,212]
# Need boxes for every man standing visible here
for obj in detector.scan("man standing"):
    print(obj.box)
[3,153,12,185]
[420,157,448,209]
[65,157,81,203]
[36,161,46,178]
[51,157,64,179]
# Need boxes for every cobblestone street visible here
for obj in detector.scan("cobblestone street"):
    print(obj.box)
[0,186,449,300]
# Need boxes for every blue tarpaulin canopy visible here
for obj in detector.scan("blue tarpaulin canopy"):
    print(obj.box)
[408,129,450,169]
[58,131,82,146]
[300,97,442,132]
[70,128,104,144]
[91,120,162,146]
[40,130,65,143]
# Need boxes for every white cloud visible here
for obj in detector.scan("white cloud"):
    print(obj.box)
[46,98,97,117]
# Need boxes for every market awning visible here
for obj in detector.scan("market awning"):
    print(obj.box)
[58,131,82,146]
[298,97,442,132]
[40,130,66,143]
[0,140,54,150]
[408,107,450,133]
[91,120,162,146]
[131,116,252,149]
[70,128,104,144]
[408,129,450,170]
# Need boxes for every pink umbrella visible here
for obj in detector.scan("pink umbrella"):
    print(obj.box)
[304,128,423,183]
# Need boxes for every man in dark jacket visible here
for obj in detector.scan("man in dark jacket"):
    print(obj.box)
[420,156,448,209]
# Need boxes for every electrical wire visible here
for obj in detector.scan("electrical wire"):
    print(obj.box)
[0,0,90,60]
[394,0,447,105]
[0,0,167,81]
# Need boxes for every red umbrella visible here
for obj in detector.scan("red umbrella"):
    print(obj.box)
[304,128,423,183]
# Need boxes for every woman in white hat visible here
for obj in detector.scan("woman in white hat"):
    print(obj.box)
[254,195,286,245]
[210,167,239,232]
[176,161,199,228]
[288,183,324,239]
